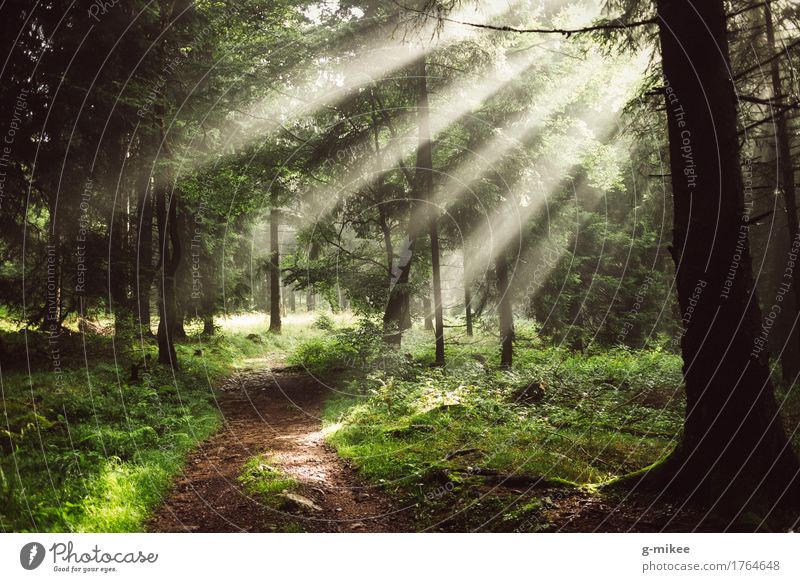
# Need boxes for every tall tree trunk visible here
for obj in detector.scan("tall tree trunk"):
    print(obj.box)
[378,206,394,290]
[423,295,433,331]
[156,186,180,367]
[40,193,62,333]
[383,58,438,346]
[416,56,445,365]
[765,2,800,381]
[383,236,413,343]
[429,218,445,365]
[200,245,219,336]
[464,249,473,337]
[269,203,282,333]
[110,210,129,334]
[496,252,514,368]
[174,305,187,338]
[135,163,154,336]
[173,205,190,339]
[110,133,132,336]
[632,0,800,516]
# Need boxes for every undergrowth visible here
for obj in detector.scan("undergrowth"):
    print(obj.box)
[0,312,309,532]
[293,317,687,530]
[238,454,298,507]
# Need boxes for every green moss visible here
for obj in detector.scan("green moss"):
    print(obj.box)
[0,314,297,532]
[310,319,685,529]
[238,454,297,507]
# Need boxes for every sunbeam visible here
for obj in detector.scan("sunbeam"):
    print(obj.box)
[462,53,648,280]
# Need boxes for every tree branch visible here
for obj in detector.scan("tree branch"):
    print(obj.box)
[734,38,800,81]
[408,9,657,36]
[400,1,766,37]
[739,101,800,134]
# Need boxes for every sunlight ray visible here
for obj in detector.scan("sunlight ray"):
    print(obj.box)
[462,56,647,281]
[295,42,568,224]
[223,1,523,153]
[431,55,608,210]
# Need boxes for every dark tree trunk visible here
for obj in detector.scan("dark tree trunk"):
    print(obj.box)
[174,306,187,338]
[429,220,445,365]
[464,250,473,337]
[203,315,214,336]
[110,209,130,334]
[156,187,181,367]
[173,203,190,339]
[378,206,394,290]
[269,203,282,333]
[496,252,514,368]
[383,236,413,344]
[632,0,800,515]
[41,195,62,333]
[416,56,445,365]
[423,295,433,331]
[111,134,132,336]
[383,58,441,346]
[199,244,219,336]
[765,2,800,381]
[135,165,154,336]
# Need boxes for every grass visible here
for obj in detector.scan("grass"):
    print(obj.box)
[7,307,799,532]
[0,311,334,532]
[292,317,689,529]
[238,454,298,507]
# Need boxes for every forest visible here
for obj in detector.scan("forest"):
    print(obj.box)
[1,0,800,534]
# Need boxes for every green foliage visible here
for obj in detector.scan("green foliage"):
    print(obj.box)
[288,316,403,375]
[312,312,336,331]
[238,455,297,507]
[0,321,270,532]
[316,323,684,529]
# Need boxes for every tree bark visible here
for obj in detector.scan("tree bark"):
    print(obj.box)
[423,295,433,331]
[496,252,514,368]
[269,202,282,333]
[110,132,132,335]
[173,207,189,339]
[764,2,800,381]
[203,315,214,336]
[135,162,154,336]
[378,205,394,291]
[110,205,130,334]
[464,249,474,337]
[156,186,180,367]
[416,56,445,365]
[631,0,800,515]
[383,236,413,343]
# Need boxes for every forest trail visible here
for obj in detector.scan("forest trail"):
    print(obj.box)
[149,366,713,533]
[149,367,412,533]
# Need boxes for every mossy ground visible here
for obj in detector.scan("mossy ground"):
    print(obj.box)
[0,312,325,532]
[295,317,788,530]
[238,454,298,507]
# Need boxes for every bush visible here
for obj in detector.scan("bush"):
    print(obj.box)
[312,312,336,331]
[289,316,404,375]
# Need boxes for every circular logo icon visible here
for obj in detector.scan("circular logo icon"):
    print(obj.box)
[20,542,46,570]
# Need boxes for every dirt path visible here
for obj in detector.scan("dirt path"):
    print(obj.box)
[149,368,413,532]
[149,366,716,533]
